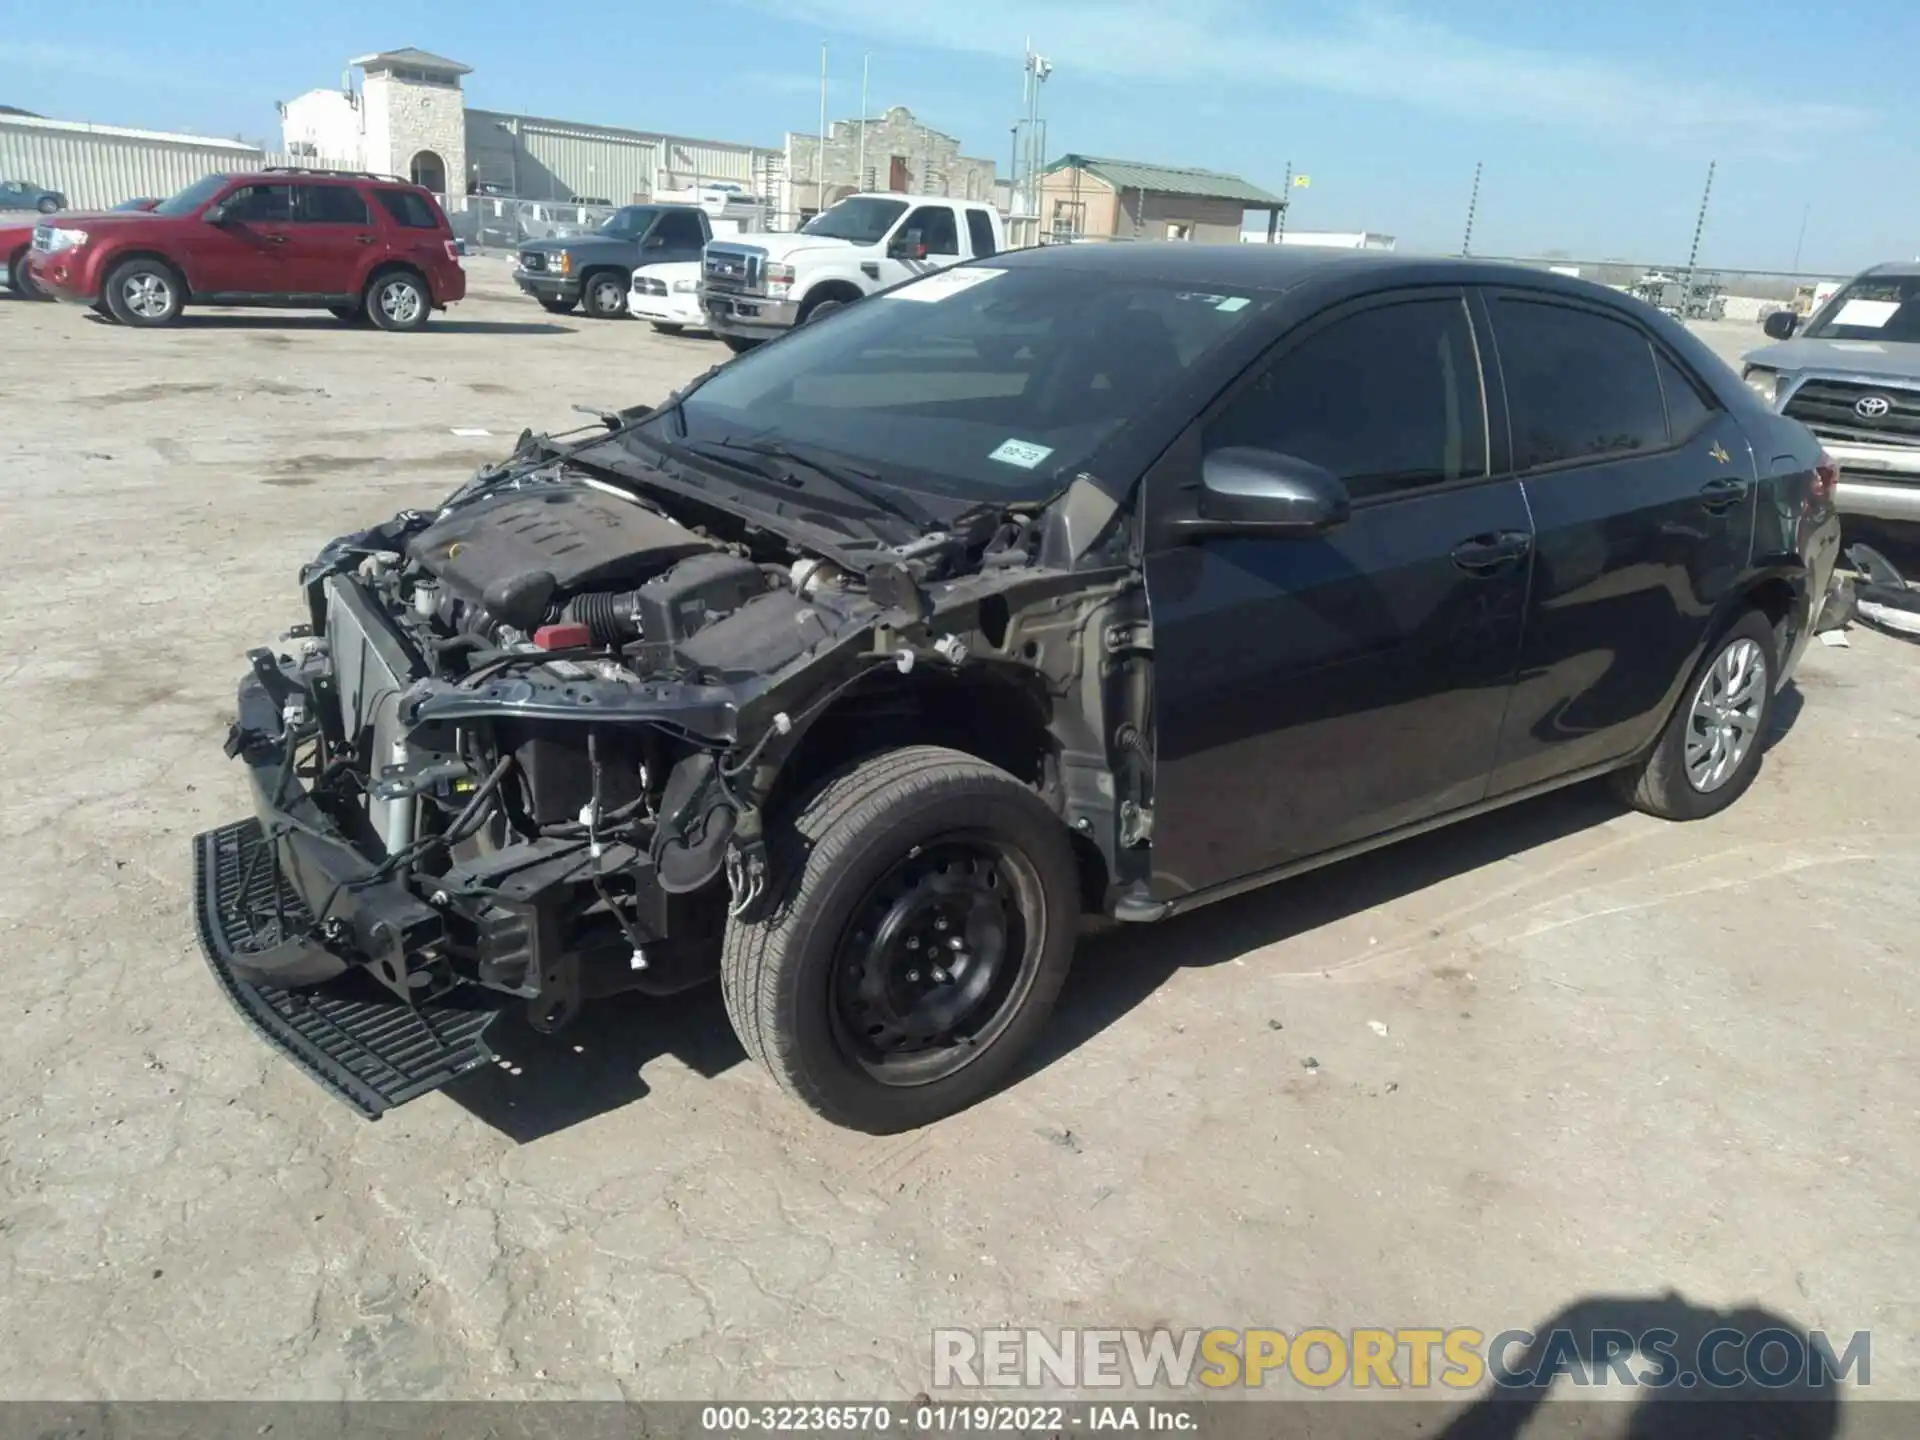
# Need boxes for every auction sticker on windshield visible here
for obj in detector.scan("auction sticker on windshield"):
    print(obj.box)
[990,439,1054,469]
[1833,298,1901,329]
[888,268,1005,302]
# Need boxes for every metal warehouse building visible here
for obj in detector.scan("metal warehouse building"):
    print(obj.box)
[0,114,266,212]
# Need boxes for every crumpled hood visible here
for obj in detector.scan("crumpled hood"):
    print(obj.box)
[721,231,858,263]
[1743,336,1920,382]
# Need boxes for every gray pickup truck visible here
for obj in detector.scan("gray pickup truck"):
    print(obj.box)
[514,203,713,319]
[1742,262,1920,524]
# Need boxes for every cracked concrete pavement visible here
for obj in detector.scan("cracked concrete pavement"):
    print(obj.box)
[1,266,1915,1402]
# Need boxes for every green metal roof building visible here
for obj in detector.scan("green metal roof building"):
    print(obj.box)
[1038,153,1286,244]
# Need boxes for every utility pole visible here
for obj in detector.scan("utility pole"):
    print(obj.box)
[1681,159,1716,314]
[816,43,828,204]
[856,52,869,193]
[1461,160,1482,256]
[1275,160,1291,243]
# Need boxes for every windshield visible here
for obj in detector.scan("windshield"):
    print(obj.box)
[801,197,909,244]
[153,174,229,218]
[601,206,659,238]
[1804,275,1920,343]
[658,264,1274,503]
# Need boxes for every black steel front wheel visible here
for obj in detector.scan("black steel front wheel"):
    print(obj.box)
[721,746,1080,1132]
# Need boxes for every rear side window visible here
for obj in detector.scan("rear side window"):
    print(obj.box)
[373,188,441,230]
[1206,297,1487,502]
[222,183,293,223]
[1495,299,1669,469]
[1657,352,1716,443]
[965,208,998,258]
[296,184,370,225]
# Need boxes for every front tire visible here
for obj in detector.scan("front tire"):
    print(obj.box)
[721,746,1079,1132]
[103,258,184,326]
[800,296,846,324]
[7,248,45,300]
[651,321,684,335]
[721,335,760,355]
[581,271,628,319]
[537,295,576,314]
[366,270,431,331]
[1612,609,1778,820]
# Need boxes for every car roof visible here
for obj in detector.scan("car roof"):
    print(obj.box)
[988,242,1631,304]
[1861,261,1920,279]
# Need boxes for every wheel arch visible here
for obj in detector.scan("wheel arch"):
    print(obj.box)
[797,278,865,315]
[760,667,1110,914]
[363,258,431,302]
[102,249,192,299]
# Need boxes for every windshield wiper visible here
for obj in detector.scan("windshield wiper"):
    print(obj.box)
[697,435,940,531]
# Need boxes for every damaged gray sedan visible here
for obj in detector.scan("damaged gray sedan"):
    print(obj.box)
[197,247,1837,1132]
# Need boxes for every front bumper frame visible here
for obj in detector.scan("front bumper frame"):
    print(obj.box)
[700,290,799,341]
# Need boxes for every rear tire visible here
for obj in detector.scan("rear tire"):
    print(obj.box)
[721,746,1079,1133]
[36,196,58,214]
[1611,608,1778,821]
[103,258,184,326]
[581,271,628,319]
[365,270,431,331]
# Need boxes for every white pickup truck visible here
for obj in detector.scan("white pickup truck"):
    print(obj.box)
[699,192,1007,351]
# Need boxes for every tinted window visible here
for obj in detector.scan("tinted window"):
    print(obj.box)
[1206,298,1486,501]
[662,268,1272,503]
[296,184,370,225]
[649,210,706,248]
[965,208,998,258]
[374,189,440,229]
[1496,300,1667,469]
[1657,352,1715,442]
[899,206,960,257]
[222,183,293,223]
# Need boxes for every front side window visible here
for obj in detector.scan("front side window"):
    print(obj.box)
[296,184,370,225]
[1803,275,1920,343]
[801,197,909,244]
[651,266,1274,502]
[222,184,293,223]
[898,206,960,256]
[1495,299,1668,470]
[648,210,706,248]
[1206,298,1487,502]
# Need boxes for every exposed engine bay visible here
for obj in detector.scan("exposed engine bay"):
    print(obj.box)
[211,420,1153,1083]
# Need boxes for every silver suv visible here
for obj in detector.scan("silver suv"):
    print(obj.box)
[1742,263,1920,523]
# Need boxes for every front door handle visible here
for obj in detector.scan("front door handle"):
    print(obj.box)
[1450,530,1532,575]
[355,235,377,245]
[262,234,286,245]
[1699,477,1748,512]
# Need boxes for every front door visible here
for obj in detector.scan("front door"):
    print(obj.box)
[1477,289,1758,795]
[878,205,961,286]
[1146,290,1533,899]
[177,181,294,295]
[637,207,709,267]
[285,182,380,298]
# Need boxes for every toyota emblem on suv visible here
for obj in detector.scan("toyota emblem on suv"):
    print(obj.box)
[1855,394,1893,419]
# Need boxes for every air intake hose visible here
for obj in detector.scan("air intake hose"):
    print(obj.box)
[563,590,644,644]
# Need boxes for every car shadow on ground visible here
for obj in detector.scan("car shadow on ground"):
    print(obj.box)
[444,687,1810,1141]
[78,311,575,336]
[1428,1290,1847,1440]
[444,984,745,1142]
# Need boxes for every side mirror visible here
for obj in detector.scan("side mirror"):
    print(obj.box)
[202,203,228,224]
[1175,448,1351,539]
[643,233,667,249]
[1763,309,1799,340]
[890,232,927,260]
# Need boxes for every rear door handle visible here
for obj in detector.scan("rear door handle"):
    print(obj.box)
[1450,530,1532,575]
[1699,478,1748,512]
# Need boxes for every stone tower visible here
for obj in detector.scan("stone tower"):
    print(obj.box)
[350,47,471,200]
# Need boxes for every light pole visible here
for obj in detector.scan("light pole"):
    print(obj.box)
[1022,47,1052,222]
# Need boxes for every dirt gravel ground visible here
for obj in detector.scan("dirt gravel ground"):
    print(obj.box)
[0,265,1915,1407]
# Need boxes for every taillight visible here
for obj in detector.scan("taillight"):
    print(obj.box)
[443,239,461,261]
[1812,452,1839,508]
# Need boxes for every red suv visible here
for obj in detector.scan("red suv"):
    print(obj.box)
[23,169,467,330]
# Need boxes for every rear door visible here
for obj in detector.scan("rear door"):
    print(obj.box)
[1146,289,1534,897]
[286,183,379,299]
[1480,288,1758,794]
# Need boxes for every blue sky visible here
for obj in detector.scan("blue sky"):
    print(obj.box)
[4,0,1912,271]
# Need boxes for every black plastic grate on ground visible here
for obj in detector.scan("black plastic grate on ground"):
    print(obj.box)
[192,818,500,1118]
